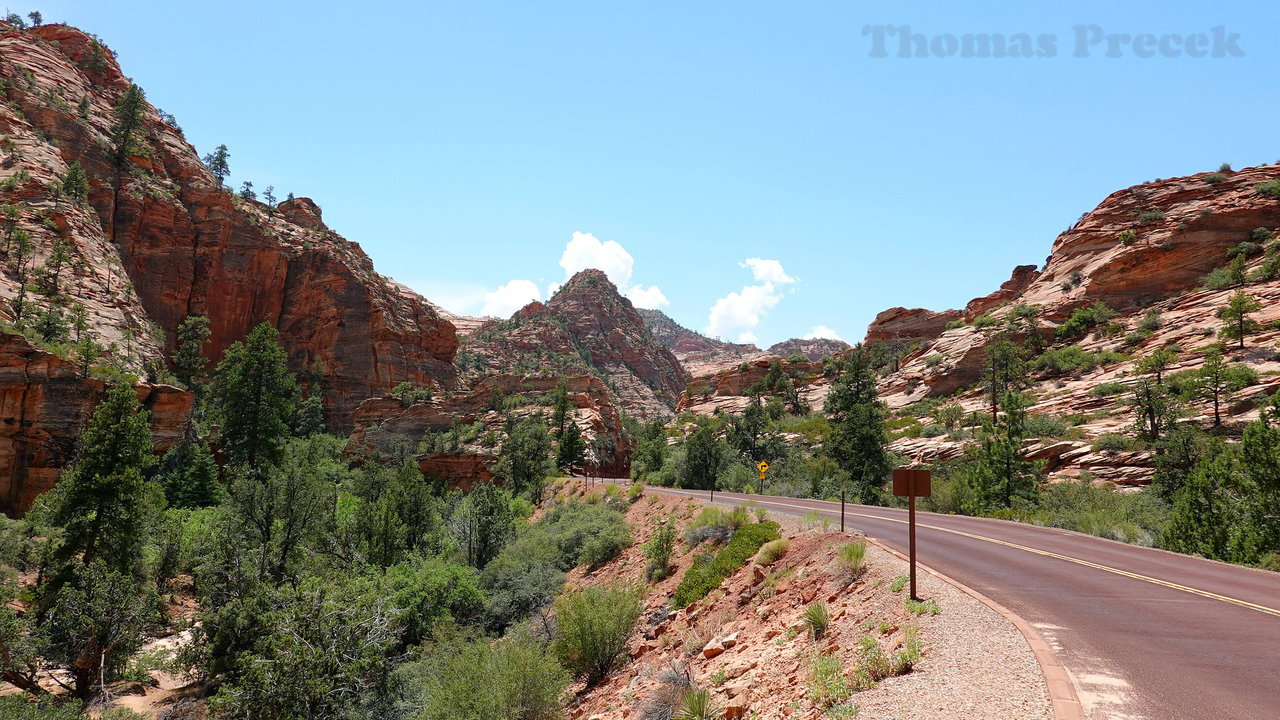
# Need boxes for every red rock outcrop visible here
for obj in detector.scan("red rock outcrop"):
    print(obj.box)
[766,337,850,361]
[0,332,191,515]
[0,24,459,429]
[638,308,769,377]
[460,271,689,420]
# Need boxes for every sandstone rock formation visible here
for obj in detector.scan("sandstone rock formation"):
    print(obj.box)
[0,24,459,430]
[767,337,850,361]
[459,270,689,420]
[0,332,191,515]
[637,307,770,377]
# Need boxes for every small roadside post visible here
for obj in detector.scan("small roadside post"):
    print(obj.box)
[892,467,932,602]
[840,488,845,532]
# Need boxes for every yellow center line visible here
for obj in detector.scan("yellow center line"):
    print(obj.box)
[651,487,1280,619]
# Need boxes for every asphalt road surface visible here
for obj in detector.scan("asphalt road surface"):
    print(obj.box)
[606,481,1280,720]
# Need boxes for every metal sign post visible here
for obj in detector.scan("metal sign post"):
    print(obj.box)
[892,467,933,602]
[756,461,768,495]
[840,489,845,532]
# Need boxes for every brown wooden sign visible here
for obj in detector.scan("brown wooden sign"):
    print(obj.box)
[892,468,932,497]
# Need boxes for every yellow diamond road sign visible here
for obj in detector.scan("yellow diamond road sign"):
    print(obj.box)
[757,461,769,473]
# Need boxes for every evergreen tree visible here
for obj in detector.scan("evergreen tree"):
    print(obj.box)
[1163,451,1234,560]
[173,314,211,393]
[40,237,73,296]
[292,393,325,437]
[980,333,1028,420]
[211,322,297,472]
[498,416,553,503]
[202,144,231,186]
[549,382,571,436]
[556,421,586,475]
[727,392,782,464]
[1196,348,1255,426]
[26,11,41,26]
[630,419,667,479]
[46,385,159,576]
[680,423,722,491]
[449,483,515,569]
[60,162,88,204]
[1136,345,1179,385]
[156,441,222,509]
[965,390,1040,510]
[1217,291,1261,350]
[262,185,277,216]
[110,84,147,168]
[38,562,151,698]
[239,181,256,201]
[823,347,889,503]
[1132,377,1181,442]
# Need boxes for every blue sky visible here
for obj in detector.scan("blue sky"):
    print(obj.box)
[34,1,1280,346]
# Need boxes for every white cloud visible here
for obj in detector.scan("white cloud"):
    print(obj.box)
[481,279,541,317]
[741,258,796,285]
[559,232,635,288]
[556,231,669,309]
[626,284,670,309]
[705,275,789,343]
[804,325,843,341]
[406,279,489,316]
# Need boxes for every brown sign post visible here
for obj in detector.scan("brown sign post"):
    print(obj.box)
[892,468,932,602]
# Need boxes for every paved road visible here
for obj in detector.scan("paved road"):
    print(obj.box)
[606,481,1280,720]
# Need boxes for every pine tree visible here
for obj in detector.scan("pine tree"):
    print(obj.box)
[549,382,571,436]
[1136,345,1179,385]
[1132,377,1180,442]
[263,185,277,216]
[965,390,1040,510]
[156,441,222,509]
[46,385,159,576]
[110,84,147,168]
[1163,451,1234,560]
[239,181,256,201]
[499,416,553,502]
[556,421,586,476]
[211,322,297,472]
[980,333,1028,420]
[1218,291,1262,350]
[1197,348,1255,426]
[173,314,211,390]
[202,144,231,186]
[292,393,325,437]
[61,162,89,204]
[823,347,890,502]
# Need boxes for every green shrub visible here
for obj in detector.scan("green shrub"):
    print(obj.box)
[851,630,922,690]
[1092,433,1137,452]
[1024,413,1070,439]
[644,519,677,581]
[1089,381,1129,398]
[1056,302,1116,340]
[1255,179,1280,199]
[807,652,852,709]
[802,601,830,639]
[1227,241,1263,260]
[904,598,940,616]
[401,632,569,720]
[672,522,780,608]
[1033,345,1127,375]
[944,319,967,330]
[1203,173,1227,185]
[1118,229,1138,245]
[0,698,84,720]
[1137,210,1166,224]
[971,314,999,329]
[627,482,645,502]
[754,538,790,566]
[1250,227,1275,244]
[552,584,644,685]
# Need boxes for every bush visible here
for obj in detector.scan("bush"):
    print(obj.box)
[683,507,733,546]
[905,598,940,616]
[644,519,677,581]
[1033,345,1127,376]
[401,632,569,720]
[1250,227,1275,244]
[672,522,780,608]
[676,688,723,720]
[836,539,867,582]
[1118,228,1138,245]
[802,601,830,639]
[628,482,646,502]
[851,630,922,690]
[1024,413,1069,439]
[1255,179,1280,199]
[1092,433,1137,452]
[753,538,790,566]
[1137,210,1166,224]
[1056,301,1116,340]
[1227,241,1263,260]
[972,314,999,329]
[807,652,852,709]
[0,698,85,720]
[553,584,645,685]
[1089,381,1129,398]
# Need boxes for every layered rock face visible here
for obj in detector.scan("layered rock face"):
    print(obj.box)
[864,165,1280,487]
[767,337,850,361]
[0,332,191,515]
[460,270,690,420]
[676,357,832,417]
[637,308,770,377]
[0,24,459,429]
[346,373,633,483]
